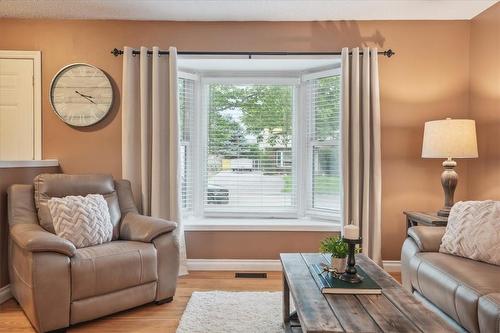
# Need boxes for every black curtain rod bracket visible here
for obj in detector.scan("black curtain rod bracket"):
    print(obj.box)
[111,48,395,58]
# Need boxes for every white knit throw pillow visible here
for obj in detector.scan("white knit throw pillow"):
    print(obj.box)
[47,194,113,248]
[440,200,500,265]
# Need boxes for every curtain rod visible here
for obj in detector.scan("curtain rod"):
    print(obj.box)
[110,48,395,58]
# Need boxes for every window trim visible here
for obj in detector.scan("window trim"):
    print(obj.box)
[302,67,342,220]
[199,75,300,218]
[183,217,340,232]
[183,69,342,222]
[178,74,197,214]
[201,75,301,85]
[178,70,199,81]
[192,76,204,217]
[301,68,340,82]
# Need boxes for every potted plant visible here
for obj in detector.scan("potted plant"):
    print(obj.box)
[320,236,348,273]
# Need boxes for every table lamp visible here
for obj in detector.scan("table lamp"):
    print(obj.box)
[421,118,478,217]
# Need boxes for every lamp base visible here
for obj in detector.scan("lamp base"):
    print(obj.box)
[438,159,458,218]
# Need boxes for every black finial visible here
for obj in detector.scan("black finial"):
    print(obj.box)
[385,49,395,58]
[111,48,122,57]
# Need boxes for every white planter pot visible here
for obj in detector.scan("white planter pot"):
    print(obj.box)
[331,256,347,274]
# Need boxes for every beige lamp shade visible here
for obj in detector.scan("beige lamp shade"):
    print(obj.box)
[422,118,478,158]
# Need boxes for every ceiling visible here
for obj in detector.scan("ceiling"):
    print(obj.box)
[0,0,497,21]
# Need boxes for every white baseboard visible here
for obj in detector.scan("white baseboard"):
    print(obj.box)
[0,285,12,304]
[187,259,401,273]
[187,259,283,271]
[382,260,401,272]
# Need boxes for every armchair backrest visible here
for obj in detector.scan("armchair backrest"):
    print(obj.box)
[32,174,137,239]
[7,184,39,227]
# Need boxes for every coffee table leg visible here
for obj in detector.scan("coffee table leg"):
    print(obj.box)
[283,272,290,329]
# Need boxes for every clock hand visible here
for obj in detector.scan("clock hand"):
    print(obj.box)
[75,90,94,99]
[83,96,96,104]
[74,90,96,104]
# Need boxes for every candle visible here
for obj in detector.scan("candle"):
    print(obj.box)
[343,224,359,240]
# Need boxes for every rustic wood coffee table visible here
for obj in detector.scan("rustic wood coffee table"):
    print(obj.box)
[280,253,453,332]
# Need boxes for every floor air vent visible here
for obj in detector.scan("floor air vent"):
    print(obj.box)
[235,272,268,279]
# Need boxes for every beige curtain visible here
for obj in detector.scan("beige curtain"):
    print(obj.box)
[341,47,382,265]
[122,46,188,275]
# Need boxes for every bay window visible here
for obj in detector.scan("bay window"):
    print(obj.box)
[179,61,341,223]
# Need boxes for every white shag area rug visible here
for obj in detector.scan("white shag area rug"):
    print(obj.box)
[176,291,286,333]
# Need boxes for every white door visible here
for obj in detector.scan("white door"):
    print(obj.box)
[0,58,34,160]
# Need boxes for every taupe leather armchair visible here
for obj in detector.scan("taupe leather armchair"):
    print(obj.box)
[7,174,180,333]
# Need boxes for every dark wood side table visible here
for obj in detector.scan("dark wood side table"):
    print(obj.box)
[403,211,448,230]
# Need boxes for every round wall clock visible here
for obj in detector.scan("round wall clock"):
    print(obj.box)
[50,63,113,127]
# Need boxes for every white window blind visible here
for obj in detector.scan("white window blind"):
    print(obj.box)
[178,68,342,222]
[179,77,195,211]
[305,75,341,214]
[203,83,296,214]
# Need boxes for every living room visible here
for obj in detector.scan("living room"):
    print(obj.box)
[0,1,499,332]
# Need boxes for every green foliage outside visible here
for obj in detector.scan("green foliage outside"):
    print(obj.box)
[179,78,188,140]
[282,174,293,193]
[181,76,341,184]
[320,236,348,258]
[311,76,341,142]
[314,175,341,193]
[282,175,340,193]
[207,76,340,157]
[208,84,293,155]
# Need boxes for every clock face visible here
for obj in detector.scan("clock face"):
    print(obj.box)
[50,64,113,127]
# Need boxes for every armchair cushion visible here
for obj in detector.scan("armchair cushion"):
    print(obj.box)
[48,194,113,248]
[408,226,446,252]
[71,241,157,301]
[120,213,177,243]
[10,223,76,257]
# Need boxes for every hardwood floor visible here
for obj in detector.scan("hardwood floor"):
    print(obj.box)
[0,271,401,333]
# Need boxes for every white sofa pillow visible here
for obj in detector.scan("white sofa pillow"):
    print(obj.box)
[440,200,500,265]
[47,194,113,248]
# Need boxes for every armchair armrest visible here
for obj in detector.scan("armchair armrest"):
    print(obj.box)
[120,213,177,242]
[10,223,76,257]
[408,226,446,252]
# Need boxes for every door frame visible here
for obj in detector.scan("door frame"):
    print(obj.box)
[0,50,42,159]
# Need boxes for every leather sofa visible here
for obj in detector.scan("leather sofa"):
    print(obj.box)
[7,174,180,332]
[402,226,500,333]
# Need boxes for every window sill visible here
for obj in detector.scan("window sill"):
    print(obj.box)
[0,159,59,168]
[183,217,340,232]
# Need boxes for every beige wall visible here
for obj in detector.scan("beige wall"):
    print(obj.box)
[0,165,61,288]
[186,231,335,259]
[468,3,500,200]
[0,19,472,260]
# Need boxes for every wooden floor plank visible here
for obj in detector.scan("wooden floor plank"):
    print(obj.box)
[0,269,402,333]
